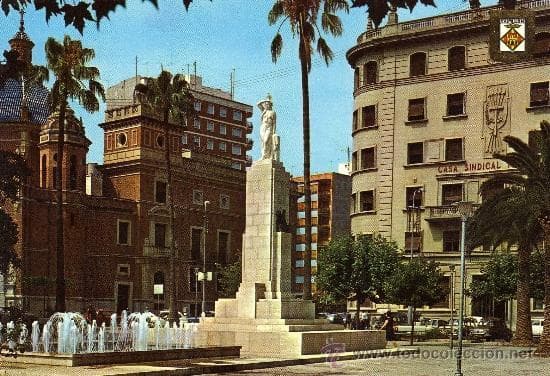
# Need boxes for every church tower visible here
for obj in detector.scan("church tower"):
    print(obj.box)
[8,10,34,66]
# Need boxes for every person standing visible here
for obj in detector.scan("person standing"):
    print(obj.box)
[380,311,395,341]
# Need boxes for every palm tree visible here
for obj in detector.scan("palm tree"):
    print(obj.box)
[135,71,194,322]
[471,120,550,354]
[46,36,104,312]
[468,186,542,345]
[269,0,348,300]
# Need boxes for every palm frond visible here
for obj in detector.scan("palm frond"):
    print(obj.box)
[271,33,283,63]
[268,0,285,25]
[317,37,334,65]
[321,12,343,36]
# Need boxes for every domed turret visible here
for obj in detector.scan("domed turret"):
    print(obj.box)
[8,9,34,66]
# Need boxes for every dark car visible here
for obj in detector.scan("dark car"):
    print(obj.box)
[469,318,512,342]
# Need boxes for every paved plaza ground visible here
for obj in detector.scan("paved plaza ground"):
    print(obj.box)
[0,345,548,375]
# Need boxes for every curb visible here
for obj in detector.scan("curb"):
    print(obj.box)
[117,348,420,375]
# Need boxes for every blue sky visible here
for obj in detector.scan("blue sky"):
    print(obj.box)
[1,0,494,176]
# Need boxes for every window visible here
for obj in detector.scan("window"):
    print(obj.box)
[359,190,374,212]
[220,194,230,209]
[352,152,357,171]
[296,244,306,252]
[407,142,424,164]
[194,119,200,129]
[219,124,227,135]
[207,103,215,115]
[207,139,214,150]
[69,155,77,190]
[233,110,242,121]
[448,46,466,71]
[352,110,358,131]
[155,181,167,203]
[296,227,306,235]
[350,193,356,213]
[117,133,127,147]
[363,61,378,85]
[41,155,46,188]
[362,105,376,128]
[298,211,306,219]
[404,231,422,253]
[410,52,427,77]
[354,67,359,90]
[154,223,167,247]
[533,32,550,55]
[533,298,544,310]
[232,127,242,138]
[446,93,465,116]
[193,135,200,147]
[442,184,463,205]
[207,121,214,132]
[360,147,376,169]
[231,162,241,170]
[443,230,460,252]
[217,231,230,264]
[182,134,188,145]
[191,228,202,260]
[295,259,305,268]
[194,101,201,111]
[445,138,463,161]
[117,220,131,245]
[408,98,426,121]
[156,134,165,148]
[219,142,227,152]
[431,276,450,308]
[295,276,305,284]
[232,144,242,155]
[192,190,203,205]
[220,106,227,117]
[530,82,549,107]
[406,187,423,208]
[117,264,130,276]
[311,259,317,267]
[481,181,504,200]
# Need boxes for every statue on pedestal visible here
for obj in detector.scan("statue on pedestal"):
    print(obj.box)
[257,94,279,161]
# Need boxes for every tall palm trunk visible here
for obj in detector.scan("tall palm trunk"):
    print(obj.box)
[55,90,67,312]
[299,16,312,301]
[537,219,550,355]
[164,111,177,322]
[513,243,533,345]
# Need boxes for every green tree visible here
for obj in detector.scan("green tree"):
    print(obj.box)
[1,1,207,33]
[45,35,105,312]
[135,70,194,323]
[269,0,349,300]
[468,184,543,345]
[316,234,399,322]
[385,257,447,345]
[0,151,29,277]
[469,120,550,354]
[217,258,241,298]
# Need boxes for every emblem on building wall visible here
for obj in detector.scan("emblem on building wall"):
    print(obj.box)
[500,19,526,52]
[483,84,510,157]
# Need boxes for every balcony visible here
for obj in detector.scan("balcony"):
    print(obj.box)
[143,238,172,257]
[246,138,253,151]
[246,122,253,134]
[355,0,550,45]
[424,204,479,222]
[245,155,252,167]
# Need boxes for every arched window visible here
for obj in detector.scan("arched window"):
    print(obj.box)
[363,61,378,85]
[354,67,360,90]
[69,155,77,190]
[52,154,57,189]
[534,32,550,56]
[41,154,47,188]
[410,52,427,77]
[448,46,466,71]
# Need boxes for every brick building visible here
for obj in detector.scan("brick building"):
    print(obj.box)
[290,173,351,295]
[0,21,252,316]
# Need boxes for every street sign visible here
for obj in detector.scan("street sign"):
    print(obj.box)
[153,284,163,295]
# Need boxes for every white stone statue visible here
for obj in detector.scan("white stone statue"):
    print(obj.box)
[257,94,279,161]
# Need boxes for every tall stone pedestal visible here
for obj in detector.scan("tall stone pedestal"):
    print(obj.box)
[196,159,386,357]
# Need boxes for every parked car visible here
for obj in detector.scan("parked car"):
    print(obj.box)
[532,318,544,339]
[395,318,448,338]
[469,318,512,342]
[326,313,345,325]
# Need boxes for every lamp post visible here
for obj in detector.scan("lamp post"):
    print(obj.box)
[194,266,199,319]
[201,200,210,317]
[449,264,455,350]
[407,188,423,325]
[454,201,474,376]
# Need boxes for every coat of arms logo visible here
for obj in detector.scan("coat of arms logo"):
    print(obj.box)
[483,84,510,157]
[500,19,526,52]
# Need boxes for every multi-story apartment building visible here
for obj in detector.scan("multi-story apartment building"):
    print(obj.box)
[105,75,254,171]
[290,173,351,295]
[346,1,549,324]
[0,20,252,316]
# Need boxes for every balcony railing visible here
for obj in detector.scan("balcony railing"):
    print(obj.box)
[246,122,253,134]
[143,241,172,257]
[425,204,480,221]
[246,138,253,150]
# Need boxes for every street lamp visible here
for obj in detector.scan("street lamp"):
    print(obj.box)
[449,264,456,350]
[407,188,422,325]
[454,201,474,376]
[201,200,210,317]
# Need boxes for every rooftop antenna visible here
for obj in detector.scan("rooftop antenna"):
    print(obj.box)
[133,56,138,104]
[193,61,197,88]
[230,69,235,99]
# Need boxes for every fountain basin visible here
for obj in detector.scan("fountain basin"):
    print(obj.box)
[2,346,241,366]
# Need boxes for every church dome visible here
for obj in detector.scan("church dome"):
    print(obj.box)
[0,78,50,125]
